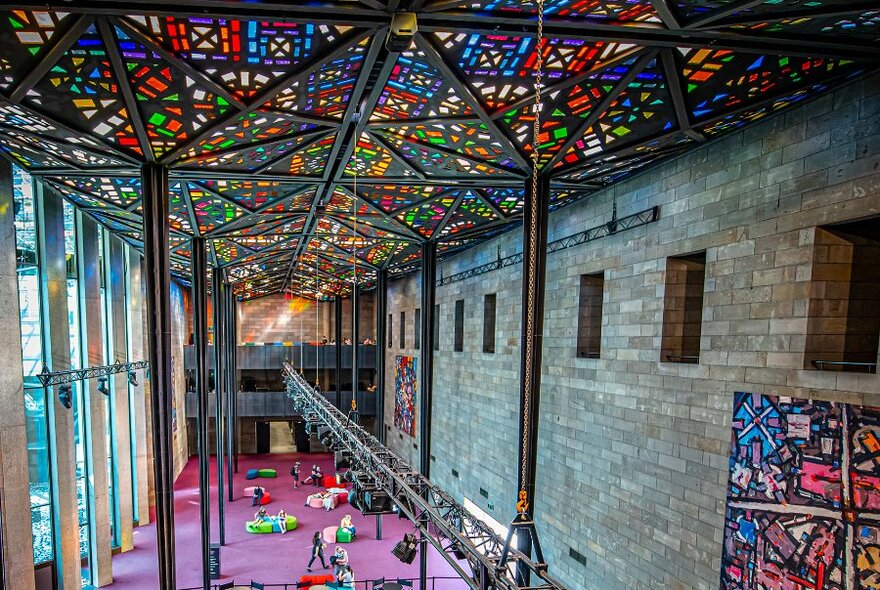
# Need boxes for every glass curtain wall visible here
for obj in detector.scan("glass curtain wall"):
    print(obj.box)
[65,202,92,586]
[13,165,54,565]
[124,253,138,524]
[97,228,120,549]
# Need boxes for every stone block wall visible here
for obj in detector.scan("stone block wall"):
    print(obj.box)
[384,73,880,590]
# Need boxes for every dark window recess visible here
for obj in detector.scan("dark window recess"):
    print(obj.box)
[806,218,880,373]
[430,454,435,462]
[479,488,489,499]
[483,293,497,354]
[414,308,421,350]
[433,304,440,351]
[577,273,604,359]
[661,252,706,364]
[454,299,464,352]
[388,313,393,348]
[400,311,406,348]
[569,548,587,566]
[451,468,460,478]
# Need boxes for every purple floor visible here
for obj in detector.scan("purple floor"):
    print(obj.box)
[108,453,467,589]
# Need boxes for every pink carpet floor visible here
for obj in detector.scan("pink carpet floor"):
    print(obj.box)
[107,453,468,589]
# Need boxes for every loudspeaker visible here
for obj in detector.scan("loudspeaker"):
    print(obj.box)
[392,533,418,564]
[386,13,417,52]
[362,489,395,515]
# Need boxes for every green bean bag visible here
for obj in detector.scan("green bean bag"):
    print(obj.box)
[258,469,277,478]
[336,528,353,543]
[246,515,297,534]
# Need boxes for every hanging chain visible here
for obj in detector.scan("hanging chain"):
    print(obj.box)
[520,0,545,514]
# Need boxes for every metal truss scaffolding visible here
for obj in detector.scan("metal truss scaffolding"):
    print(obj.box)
[36,360,149,388]
[283,363,568,590]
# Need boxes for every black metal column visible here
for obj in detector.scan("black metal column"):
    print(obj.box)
[418,241,437,590]
[516,174,551,585]
[335,296,343,408]
[230,288,239,473]
[141,163,176,590]
[211,269,226,545]
[352,285,359,400]
[191,238,211,590]
[375,270,387,443]
[225,286,235,500]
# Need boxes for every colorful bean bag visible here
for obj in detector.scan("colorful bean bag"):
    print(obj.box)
[246,515,297,534]
[336,528,353,543]
[327,487,349,504]
[299,574,334,589]
[307,495,326,509]
[322,474,338,488]
[244,487,272,505]
[258,469,277,478]
[246,469,259,480]
[322,525,338,543]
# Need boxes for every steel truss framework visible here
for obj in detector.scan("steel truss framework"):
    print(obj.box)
[283,363,566,590]
[0,1,876,299]
[35,359,150,388]
[437,205,659,286]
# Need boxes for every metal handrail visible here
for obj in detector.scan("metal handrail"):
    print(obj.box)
[812,359,877,372]
[179,575,464,590]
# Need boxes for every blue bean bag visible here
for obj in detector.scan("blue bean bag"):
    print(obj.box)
[246,469,259,480]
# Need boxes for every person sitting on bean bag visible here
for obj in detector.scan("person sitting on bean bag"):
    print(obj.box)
[252,485,265,506]
[340,514,356,539]
[250,506,268,526]
[305,490,333,507]
[302,465,323,486]
[277,508,289,534]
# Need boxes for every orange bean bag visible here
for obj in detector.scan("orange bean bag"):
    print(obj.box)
[299,574,334,589]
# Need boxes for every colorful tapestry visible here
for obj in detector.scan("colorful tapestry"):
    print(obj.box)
[394,355,417,437]
[722,392,880,590]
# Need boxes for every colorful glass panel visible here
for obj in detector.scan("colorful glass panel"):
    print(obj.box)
[0,10,71,90]
[345,132,418,178]
[265,133,335,175]
[189,184,248,233]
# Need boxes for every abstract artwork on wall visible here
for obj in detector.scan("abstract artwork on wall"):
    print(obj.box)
[394,355,417,437]
[722,392,880,590]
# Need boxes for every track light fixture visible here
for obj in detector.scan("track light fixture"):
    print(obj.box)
[58,384,72,409]
[97,377,110,396]
[128,371,138,387]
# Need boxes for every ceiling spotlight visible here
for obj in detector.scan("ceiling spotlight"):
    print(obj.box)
[128,371,138,387]
[97,377,110,396]
[58,385,72,409]
[386,13,417,52]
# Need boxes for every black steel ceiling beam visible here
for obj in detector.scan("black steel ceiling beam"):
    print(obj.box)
[97,16,155,161]
[366,115,482,128]
[252,129,337,175]
[431,192,464,241]
[178,181,202,237]
[417,32,531,170]
[649,0,682,29]
[544,50,657,171]
[659,48,705,143]
[112,17,247,110]
[697,2,880,29]
[472,188,508,220]
[366,130,428,180]
[160,27,376,164]
[8,14,93,103]
[684,0,766,29]
[172,127,332,169]
[6,2,878,61]
[338,184,424,241]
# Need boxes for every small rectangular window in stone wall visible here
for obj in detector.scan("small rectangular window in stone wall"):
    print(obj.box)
[661,252,706,363]
[576,273,603,359]
[483,293,496,354]
[388,313,393,348]
[454,299,464,352]
[806,220,880,374]
[433,304,439,351]
[399,310,406,348]
[414,308,421,350]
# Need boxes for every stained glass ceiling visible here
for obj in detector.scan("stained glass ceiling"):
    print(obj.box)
[0,1,876,300]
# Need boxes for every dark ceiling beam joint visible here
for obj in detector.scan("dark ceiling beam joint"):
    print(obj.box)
[649,0,682,29]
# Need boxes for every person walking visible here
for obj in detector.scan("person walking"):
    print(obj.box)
[290,461,301,489]
[306,531,328,571]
